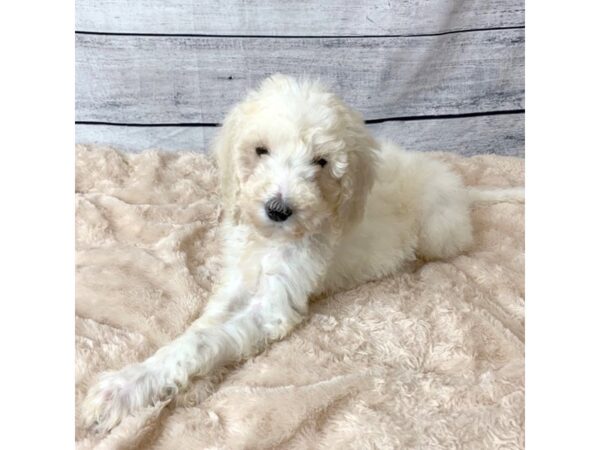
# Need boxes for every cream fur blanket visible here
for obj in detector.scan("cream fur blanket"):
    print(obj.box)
[75,145,524,449]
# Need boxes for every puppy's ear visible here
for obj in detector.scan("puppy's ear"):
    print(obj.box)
[336,109,379,227]
[212,106,243,223]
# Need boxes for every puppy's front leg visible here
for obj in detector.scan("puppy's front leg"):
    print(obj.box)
[81,275,309,434]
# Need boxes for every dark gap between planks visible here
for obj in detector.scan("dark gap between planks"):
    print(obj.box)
[75,109,525,127]
[74,25,524,39]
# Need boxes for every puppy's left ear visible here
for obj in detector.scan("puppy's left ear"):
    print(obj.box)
[212,105,243,223]
[337,109,379,227]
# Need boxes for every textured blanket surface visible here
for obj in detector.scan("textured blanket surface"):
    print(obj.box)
[75,145,524,449]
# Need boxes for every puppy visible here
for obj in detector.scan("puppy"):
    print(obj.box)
[81,74,523,433]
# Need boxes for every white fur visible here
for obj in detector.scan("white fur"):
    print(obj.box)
[81,74,523,433]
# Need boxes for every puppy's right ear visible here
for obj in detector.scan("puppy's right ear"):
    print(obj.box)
[212,106,242,223]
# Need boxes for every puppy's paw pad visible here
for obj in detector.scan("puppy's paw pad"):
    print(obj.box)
[80,371,140,434]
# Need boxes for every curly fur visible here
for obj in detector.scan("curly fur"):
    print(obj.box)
[81,74,523,433]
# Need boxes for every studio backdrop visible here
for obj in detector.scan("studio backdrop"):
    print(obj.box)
[75,0,524,156]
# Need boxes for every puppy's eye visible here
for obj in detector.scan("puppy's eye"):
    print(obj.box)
[255,146,269,156]
[313,157,328,167]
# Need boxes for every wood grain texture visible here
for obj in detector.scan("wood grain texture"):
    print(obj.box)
[76,29,524,124]
[75,0,524,35]
[76,113,524,156]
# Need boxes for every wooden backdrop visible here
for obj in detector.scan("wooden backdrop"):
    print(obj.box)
[75,0,524,156]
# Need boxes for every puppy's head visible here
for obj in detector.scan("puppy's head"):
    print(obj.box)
[214,74,378,239]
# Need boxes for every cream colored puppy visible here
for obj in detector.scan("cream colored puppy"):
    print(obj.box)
[82,74,523,433]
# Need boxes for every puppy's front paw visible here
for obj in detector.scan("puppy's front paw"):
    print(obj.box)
[80,365,153,434]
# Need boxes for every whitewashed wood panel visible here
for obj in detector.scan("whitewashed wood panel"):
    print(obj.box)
[76,29,524,124]
[76,113,524,156]
[76,0,524,35]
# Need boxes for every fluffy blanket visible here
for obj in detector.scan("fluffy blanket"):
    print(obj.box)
[75,145,524,449]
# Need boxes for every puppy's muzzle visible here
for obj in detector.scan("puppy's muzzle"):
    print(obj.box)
[265,197,293,222]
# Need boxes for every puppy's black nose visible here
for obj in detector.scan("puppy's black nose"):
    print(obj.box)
[265,197,293,222]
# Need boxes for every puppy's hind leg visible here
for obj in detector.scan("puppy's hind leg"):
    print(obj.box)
[416,169,474,261]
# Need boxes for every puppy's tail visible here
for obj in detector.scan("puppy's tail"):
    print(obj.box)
[467,187,524,204]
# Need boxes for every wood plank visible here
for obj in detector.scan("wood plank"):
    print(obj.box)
[76,29,524,124]
[75,113,524,157]
[75,0,524,35]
